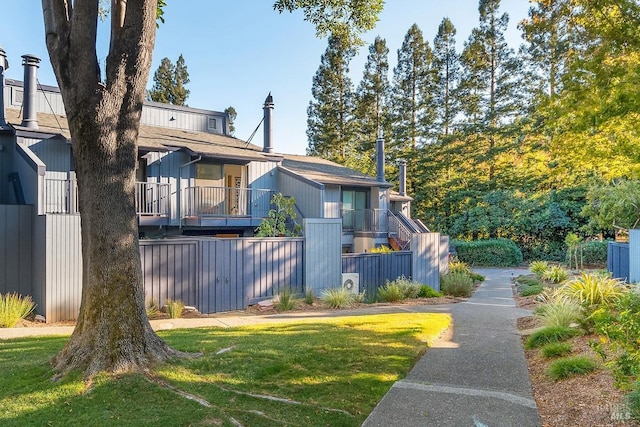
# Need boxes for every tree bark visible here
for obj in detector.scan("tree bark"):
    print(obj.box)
[42,0,181,378]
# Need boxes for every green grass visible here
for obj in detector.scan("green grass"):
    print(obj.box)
[541,342,573,359]
[525,325,580,349]
[0,313,450,426]
[547,356,597,380]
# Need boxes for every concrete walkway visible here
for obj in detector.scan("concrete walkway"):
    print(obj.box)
[363,268,542,427]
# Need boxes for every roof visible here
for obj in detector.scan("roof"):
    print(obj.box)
[281,154,393,188]
[4,107,272,162]
[390,190,413,202]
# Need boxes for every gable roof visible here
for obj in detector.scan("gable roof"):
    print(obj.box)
[280,154,392,188]
[4,108,273,162]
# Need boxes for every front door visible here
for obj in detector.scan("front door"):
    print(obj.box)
[225,165,245,215]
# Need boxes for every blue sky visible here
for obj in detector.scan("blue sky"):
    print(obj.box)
[0,1,530,154]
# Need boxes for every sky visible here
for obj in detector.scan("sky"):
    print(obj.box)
[0,1,531,155]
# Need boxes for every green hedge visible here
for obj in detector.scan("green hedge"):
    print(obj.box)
[452,239,523,267]
[568,240,609,267]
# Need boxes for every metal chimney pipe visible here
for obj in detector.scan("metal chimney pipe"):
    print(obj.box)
[399,160,407,196]
[0,46,8,128]
[263,92,274,153]
[21,54,40,129]
[376,128,385,182]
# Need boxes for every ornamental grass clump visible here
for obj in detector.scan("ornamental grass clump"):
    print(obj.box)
[0,292,35,328]
[165,299,184,319]
[530,260,549,279]
[275,288,298,312]
[560,273,626,307]
[419,285,443,298]
[534,294,582,328]
[321,287,354,309]
[541,342,573,359]
[542,265,569,284]
[377,283,405,302]
[547,356,597,381]
[525,325,580,349]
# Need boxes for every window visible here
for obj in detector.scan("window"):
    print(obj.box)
[342,189,368,230]
[207,117,217,131]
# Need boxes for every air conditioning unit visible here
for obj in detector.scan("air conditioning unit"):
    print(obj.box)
[341,273,360,294]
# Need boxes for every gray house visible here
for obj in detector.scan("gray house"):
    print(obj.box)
[0,48,443,322]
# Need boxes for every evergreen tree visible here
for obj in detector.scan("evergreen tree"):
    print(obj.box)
[458,0,523,181]
[307,36,356,163]
[431,17,460,139]
[391,24,434,152]
[518,0,572,99]
[225,106,237,136]
[149,54,190,106]
[352,36,391,175]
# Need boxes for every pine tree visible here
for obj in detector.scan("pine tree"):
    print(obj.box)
[149,54,190,106]
[432,17,461,139]
[307,36,356,163]
[352,36,391,175]
[391,24,434,153]
[458,0,523,181]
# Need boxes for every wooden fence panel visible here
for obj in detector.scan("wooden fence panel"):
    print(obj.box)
[140,240,197,308]
[342,252,412,296]
[0,205,32,296]
[411,233,442,290]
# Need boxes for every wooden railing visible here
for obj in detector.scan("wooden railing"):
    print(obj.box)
[182,186,273,219]
[135,182,171,216]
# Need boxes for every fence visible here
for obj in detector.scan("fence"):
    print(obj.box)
[608,242,629,281]
[0,205,33,296]
[342,252,412,296]
[140,237,304,314]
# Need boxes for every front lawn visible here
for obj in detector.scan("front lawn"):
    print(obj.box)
[0,313,450,426]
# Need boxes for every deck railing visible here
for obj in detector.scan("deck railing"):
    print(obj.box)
[43,178,170,217]
[41,177,78,214]
[135,182,171,216]
[388,211,413,250]
[182,186,273,219]
[341,208,387,232]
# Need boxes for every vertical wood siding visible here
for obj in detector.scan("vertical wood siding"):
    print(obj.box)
[629,230,640,283]
[411,233,442,290]
[608,242,629,282]
[44,214,82,322]
[342,252,412,296]
[278,171,323,218]
[0,205,32,296]
[303,219,342,292]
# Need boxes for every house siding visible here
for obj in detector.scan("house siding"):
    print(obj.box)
[324,185,341,218]
[278,170,323,218]
[21,136,71,173]
[0,205,32,297]
[141,104,226,134]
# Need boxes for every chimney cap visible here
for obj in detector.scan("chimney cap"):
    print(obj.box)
[263,92,274,107]
[398,159,407,165]
[21,54,41,66]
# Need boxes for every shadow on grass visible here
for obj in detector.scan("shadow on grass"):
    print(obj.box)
[0,313,450,426]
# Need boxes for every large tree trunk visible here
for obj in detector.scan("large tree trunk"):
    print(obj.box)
[43,0,181,378]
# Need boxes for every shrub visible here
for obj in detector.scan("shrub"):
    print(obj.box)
[304,289,315,305]
[419,286,443,298]
[520,284,544,297]
[560,273,626,307]
[377,283,405,302]
[534,297,582,328]
[377,276,422,302]
[321,288,354,308]
[628,382,640,421]
[369,245,393,254]
[353,290,367,304]
[542,265,569,284]
[452,239,523,267]
[547,356,597,381]
[165,299,184,319]
[525,325,580,349]
[529,260,549,279]
[448,259,472,275]
[0,293,36,328]
[469,272,485,282]
[440,272,474,297]
[146,299,161,317]
[275,288,298,312]
[541,342,573,359]
[580,240,609,267]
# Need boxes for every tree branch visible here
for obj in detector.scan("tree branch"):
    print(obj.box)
[41,0,72,88]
